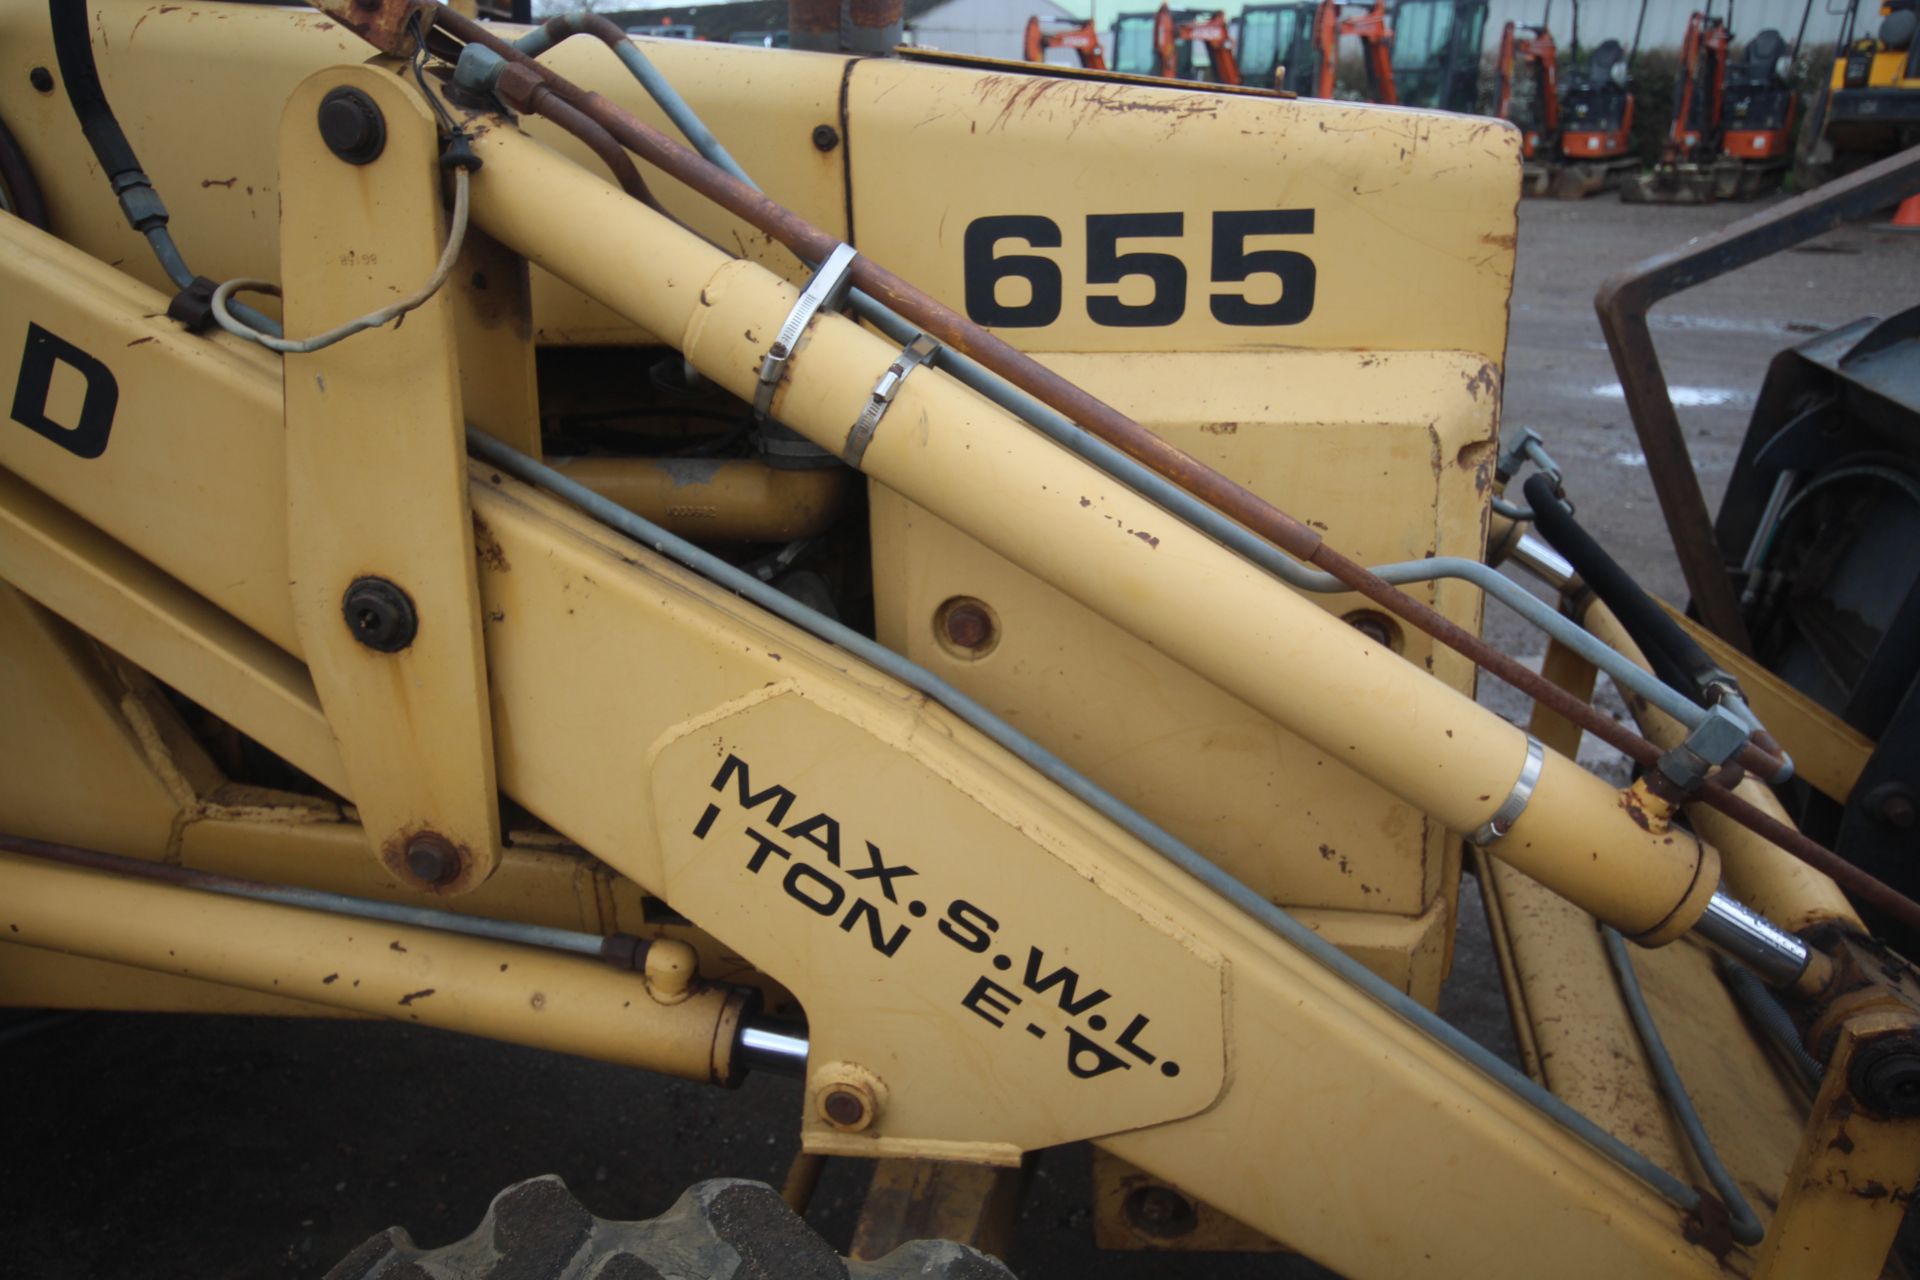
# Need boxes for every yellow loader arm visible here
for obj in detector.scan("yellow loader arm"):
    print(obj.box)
[1,3,1916,1276]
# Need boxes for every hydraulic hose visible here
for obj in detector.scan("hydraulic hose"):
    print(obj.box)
[1524,472,1726,704]
[49,0,192,289]
[1603,927,1765,1247]
[1715,954,1825,1091]
[46,0,279,335]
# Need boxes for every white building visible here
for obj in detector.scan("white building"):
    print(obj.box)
[905,0,1080,59]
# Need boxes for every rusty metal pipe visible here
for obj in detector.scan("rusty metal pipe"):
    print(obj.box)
[487,69,663,213]
[549,456,851,542]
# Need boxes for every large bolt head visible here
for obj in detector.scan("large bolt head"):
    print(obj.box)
[1851,1035,1920,1118]
[403,834,460,887]
[318,87,387,165]
[935,597,999,658]
[342,577,418,652]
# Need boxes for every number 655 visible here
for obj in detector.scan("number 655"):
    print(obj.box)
[961,210,1316,330]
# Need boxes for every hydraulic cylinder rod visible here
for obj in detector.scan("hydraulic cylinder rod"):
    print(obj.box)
[463,120,1722,945]
[1579,598,1862,942]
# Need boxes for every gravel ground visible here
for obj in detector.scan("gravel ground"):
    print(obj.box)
[3,196,1917,1280]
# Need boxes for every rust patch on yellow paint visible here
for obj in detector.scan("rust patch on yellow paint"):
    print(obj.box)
[474,514,511,573]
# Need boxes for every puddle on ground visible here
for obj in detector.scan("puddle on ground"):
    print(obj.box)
[1649,314,1826,336]
[1591,383,1750,408]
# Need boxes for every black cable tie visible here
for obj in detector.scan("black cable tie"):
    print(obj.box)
[439,132,482,173]
[165,276,221,333]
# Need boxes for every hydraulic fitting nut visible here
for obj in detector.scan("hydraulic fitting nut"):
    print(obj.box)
[811,1061,886,1133]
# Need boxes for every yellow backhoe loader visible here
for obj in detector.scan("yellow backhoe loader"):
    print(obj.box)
[2,1,1918,1275]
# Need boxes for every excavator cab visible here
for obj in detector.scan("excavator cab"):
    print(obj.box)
[1111,6,1188,75]
[1389,0,1488,112]
[1110,4,1236,83]
[1238,2,1319,92]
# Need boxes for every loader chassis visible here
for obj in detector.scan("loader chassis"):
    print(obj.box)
[0,4,1916,1277]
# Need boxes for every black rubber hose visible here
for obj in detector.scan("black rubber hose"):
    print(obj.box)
[48,0,192,287]
[48,0,141,180]
[1715,953,1825,1090]
[1524,472,1727,705]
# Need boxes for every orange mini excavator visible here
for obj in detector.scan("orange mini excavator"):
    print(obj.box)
[1023,15,1109,69]
[1626,2,1809,201]
[1508,0,1647,197]
[1312,0,1396,102]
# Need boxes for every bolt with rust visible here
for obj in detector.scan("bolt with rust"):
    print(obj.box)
[403,832,462,888]
[821,1087,867,1129]
[811,124,840,152]
[317,87,387,165]
[811,1062,884,1132]
[936,597,997,656]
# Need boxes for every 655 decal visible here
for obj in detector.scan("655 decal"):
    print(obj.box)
[961,210,1316,330]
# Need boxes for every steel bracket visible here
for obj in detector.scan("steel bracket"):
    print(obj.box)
[280,64,501,893]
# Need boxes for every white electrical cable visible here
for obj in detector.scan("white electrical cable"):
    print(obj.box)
[211,166,471,355]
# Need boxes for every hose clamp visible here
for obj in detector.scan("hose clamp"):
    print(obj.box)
[1470,736,1546,847]
[844,333,941,467]
[754,243,857,424]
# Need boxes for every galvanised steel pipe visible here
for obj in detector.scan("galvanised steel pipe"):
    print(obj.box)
[461,118,1724,946]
